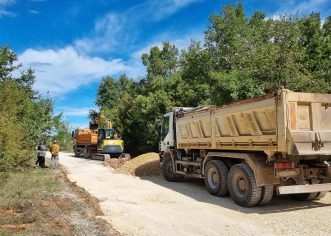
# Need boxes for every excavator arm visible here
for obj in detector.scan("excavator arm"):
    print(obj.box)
[96,112,112,129]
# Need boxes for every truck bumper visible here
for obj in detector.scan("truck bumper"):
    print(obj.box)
[277,183,331,195]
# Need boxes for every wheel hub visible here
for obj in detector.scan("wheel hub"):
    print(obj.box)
[238,178,246,192]
[208,167,219,189]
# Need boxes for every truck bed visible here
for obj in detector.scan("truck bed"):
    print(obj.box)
[176,89,331,157]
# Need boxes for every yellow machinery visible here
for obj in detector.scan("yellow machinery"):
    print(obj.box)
[73,111,126,159]
[95,112,124,156]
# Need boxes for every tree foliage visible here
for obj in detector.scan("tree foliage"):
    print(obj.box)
[95,4,331,155]
[0,46,62,172]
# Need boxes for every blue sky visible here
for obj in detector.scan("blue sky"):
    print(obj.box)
[1,0,330,128]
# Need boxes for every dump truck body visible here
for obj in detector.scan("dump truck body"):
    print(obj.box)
[159,89,331,206]
[73,129,98,156]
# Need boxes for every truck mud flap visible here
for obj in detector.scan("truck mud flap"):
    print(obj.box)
[277,183,331,195]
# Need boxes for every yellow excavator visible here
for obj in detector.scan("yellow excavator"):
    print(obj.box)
[73,111,128,159]
[94,112,125,157]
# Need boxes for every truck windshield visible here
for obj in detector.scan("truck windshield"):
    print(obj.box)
[161,116,170,141]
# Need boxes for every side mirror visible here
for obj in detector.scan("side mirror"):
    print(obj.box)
[71,131,75,138]
[154,117,162,132]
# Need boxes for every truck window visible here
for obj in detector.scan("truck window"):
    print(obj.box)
[161,116,170,141]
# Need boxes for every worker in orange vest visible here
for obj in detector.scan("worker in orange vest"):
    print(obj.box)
[50,140,60,169]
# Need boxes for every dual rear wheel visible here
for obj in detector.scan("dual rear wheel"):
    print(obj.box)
[205,161,273,207]
[163,157,327,207]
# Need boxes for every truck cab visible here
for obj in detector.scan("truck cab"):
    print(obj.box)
[159,108,193,156]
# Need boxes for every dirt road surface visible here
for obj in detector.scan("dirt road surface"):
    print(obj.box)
[59,152,331,236]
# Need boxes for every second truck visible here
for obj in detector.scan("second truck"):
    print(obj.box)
[159,89,331,207]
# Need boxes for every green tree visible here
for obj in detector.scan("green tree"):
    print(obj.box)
[0,45,62,173]
[142,42,178,82]
[52,120,73,152]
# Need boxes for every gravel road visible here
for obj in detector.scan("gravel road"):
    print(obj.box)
[59,152,331,236]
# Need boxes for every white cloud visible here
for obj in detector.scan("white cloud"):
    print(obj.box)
[0,0,16,17]
[0,0,15,5]
[154,0,202,20]
[75,13,128,54]
[28,9,40,15]
[18,46,138,95]
[74,0,203,54]
[0,9,15,17]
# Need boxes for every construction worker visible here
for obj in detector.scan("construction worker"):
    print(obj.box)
[36,141,47,168]
[50,140,60,169]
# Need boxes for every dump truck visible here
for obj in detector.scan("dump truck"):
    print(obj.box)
[73,112,126,159]
[73,128,97,157]
[159,89,331,207]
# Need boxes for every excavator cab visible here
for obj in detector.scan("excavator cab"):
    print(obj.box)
[97,128,124,156]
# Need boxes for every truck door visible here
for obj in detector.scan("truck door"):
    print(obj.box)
[160,112,174,152]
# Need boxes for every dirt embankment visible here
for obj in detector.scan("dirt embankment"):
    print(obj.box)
[0,163,119,236]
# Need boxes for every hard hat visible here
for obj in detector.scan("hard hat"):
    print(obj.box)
[54,140,57,143]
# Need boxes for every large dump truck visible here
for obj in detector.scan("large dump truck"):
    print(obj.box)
[159,89,331,207]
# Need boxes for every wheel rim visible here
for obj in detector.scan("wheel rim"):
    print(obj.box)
[207,166,219,189]
[232,172,248,198]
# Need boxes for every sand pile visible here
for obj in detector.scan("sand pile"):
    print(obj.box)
[116,152,160,176]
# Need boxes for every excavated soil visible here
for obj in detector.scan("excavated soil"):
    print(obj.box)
[115,152,160,176]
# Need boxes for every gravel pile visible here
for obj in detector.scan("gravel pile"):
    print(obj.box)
[116,152,160,176]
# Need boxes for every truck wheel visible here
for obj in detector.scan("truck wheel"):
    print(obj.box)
[162,157,184,182]
[289,192,319,201]
[314,191,328,200]
[228,163,262,207]
[204,160,229,197]
[258,185,273,206]
[83,148,90,159]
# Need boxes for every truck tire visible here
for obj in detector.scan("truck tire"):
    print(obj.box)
[204,160,229,197]
[83,148,90,159]
[314,191,328,200]
[228,163,262,207]
[289,192,319,201]
[258,185,273,206]
[162,157,184,182]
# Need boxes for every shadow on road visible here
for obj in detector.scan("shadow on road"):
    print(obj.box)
[141,175,331,214]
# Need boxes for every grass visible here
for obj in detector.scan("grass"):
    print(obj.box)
[0,160,116,236]
[0,166,62,235]
[0,169,60,208]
